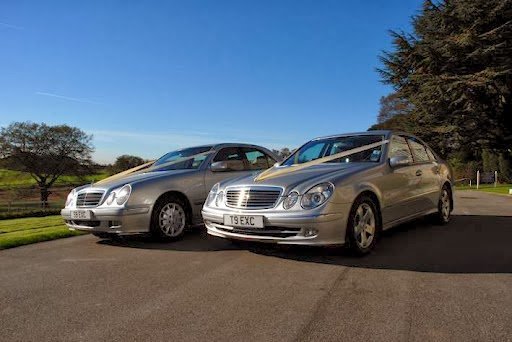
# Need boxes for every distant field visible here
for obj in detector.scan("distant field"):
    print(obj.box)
[0,168,110,215]
[0,169,109,189]
[0,215,83,249]
[456,183,512,195]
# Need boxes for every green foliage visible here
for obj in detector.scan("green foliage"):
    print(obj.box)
[448,156,479,180]
[377,93,414,123]
[376,0,512,156]
[482,150,499,172]
[498,153,512,182]
[109,155,146,175]
[271,148,292,160]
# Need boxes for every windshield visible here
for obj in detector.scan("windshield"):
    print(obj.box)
[152,146,214,170]
[282,135,384,166]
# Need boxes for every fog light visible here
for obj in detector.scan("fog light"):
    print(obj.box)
[109,221,122,228]
[304,228,318,237]
[216,191,224,206]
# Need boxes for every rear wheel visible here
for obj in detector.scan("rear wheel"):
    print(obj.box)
[434,186,451,225]
[346,195,380,256]
[150,195,188,241]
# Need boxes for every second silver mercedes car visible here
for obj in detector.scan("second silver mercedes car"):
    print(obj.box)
[202,131,453,255]
[61,143,279,240]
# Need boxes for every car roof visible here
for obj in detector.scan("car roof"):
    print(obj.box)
[211,142,271,149]
[313,130,394,140]
[171,143,270,150]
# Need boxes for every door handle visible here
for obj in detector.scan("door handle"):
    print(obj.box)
[415,170,422,177]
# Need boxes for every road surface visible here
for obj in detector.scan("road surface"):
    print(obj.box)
[1,190,511,341]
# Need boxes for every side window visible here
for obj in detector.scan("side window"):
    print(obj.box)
[389,135,413,162]
[191,154,209,168]
[426,148,437,161]
[242,148,274,170]
[407,138,430,163]
[212,147,245,171]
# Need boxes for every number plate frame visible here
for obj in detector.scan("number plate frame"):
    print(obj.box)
[223,214,264,228]
[70,210,92,220]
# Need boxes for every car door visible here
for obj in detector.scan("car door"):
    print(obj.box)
[406,137,441,212]
[379,135,421,225]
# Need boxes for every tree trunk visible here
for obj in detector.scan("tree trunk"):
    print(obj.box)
[40,186,50,209]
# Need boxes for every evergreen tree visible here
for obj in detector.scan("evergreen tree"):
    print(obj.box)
[376,0,512,156]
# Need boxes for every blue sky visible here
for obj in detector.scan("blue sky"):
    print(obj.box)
[0,0,421,163]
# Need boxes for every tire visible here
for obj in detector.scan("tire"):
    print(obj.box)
[150,194,189,241]
[346,195,380,256]
[434,185,452,225]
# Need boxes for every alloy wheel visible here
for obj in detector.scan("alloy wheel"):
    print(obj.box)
[441,189,451,221]
[353,203,376,249]
[158,203,186,237]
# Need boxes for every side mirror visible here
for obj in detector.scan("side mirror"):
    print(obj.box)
[389,155,411,168]
[210,161,229,172]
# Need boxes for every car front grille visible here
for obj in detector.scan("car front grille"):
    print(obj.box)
[76,191,105,207]
[225,187,282,209]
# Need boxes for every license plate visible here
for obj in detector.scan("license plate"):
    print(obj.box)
[70,210,91,220]
[223,214,264,228]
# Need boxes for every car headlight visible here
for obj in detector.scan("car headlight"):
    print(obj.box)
[115,185,131,205]
[207,183,220,206]
[283,191,299,210]
[65,190,75,207]
[300,183,334,209]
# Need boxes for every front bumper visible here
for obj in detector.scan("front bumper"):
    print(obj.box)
[202,205,350,245]
[61,206,151,235]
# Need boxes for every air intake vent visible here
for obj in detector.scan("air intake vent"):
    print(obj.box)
[76,191,104,207]
[225,187,281,209]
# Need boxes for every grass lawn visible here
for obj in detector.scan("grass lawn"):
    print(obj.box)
[0,168,109,189]
[456,183,512,195]
[0,215,84,250]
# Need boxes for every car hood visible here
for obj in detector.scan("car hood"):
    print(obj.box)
[82,169,197,191]
[223,163,376,193]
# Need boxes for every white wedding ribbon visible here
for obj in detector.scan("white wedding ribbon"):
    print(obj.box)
[95,151,215,185]
[254,139,389,182]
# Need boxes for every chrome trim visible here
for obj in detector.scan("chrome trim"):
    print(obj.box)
[224,186,283,210]
[75,190,106,208]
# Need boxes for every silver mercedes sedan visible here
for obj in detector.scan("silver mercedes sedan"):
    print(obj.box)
[61,143,279,240]
[202,131,454,255]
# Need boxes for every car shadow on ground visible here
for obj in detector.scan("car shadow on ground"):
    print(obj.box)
[97,226,242,252]
[99,215,512,274]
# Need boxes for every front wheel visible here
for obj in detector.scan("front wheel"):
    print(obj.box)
[346,196,380,256]
[150,195,188,241]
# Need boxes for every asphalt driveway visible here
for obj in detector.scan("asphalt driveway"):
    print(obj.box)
[1,190,511,341]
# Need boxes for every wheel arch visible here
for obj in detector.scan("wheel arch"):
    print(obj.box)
[153,190,193,225]
[353,190,383,229]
